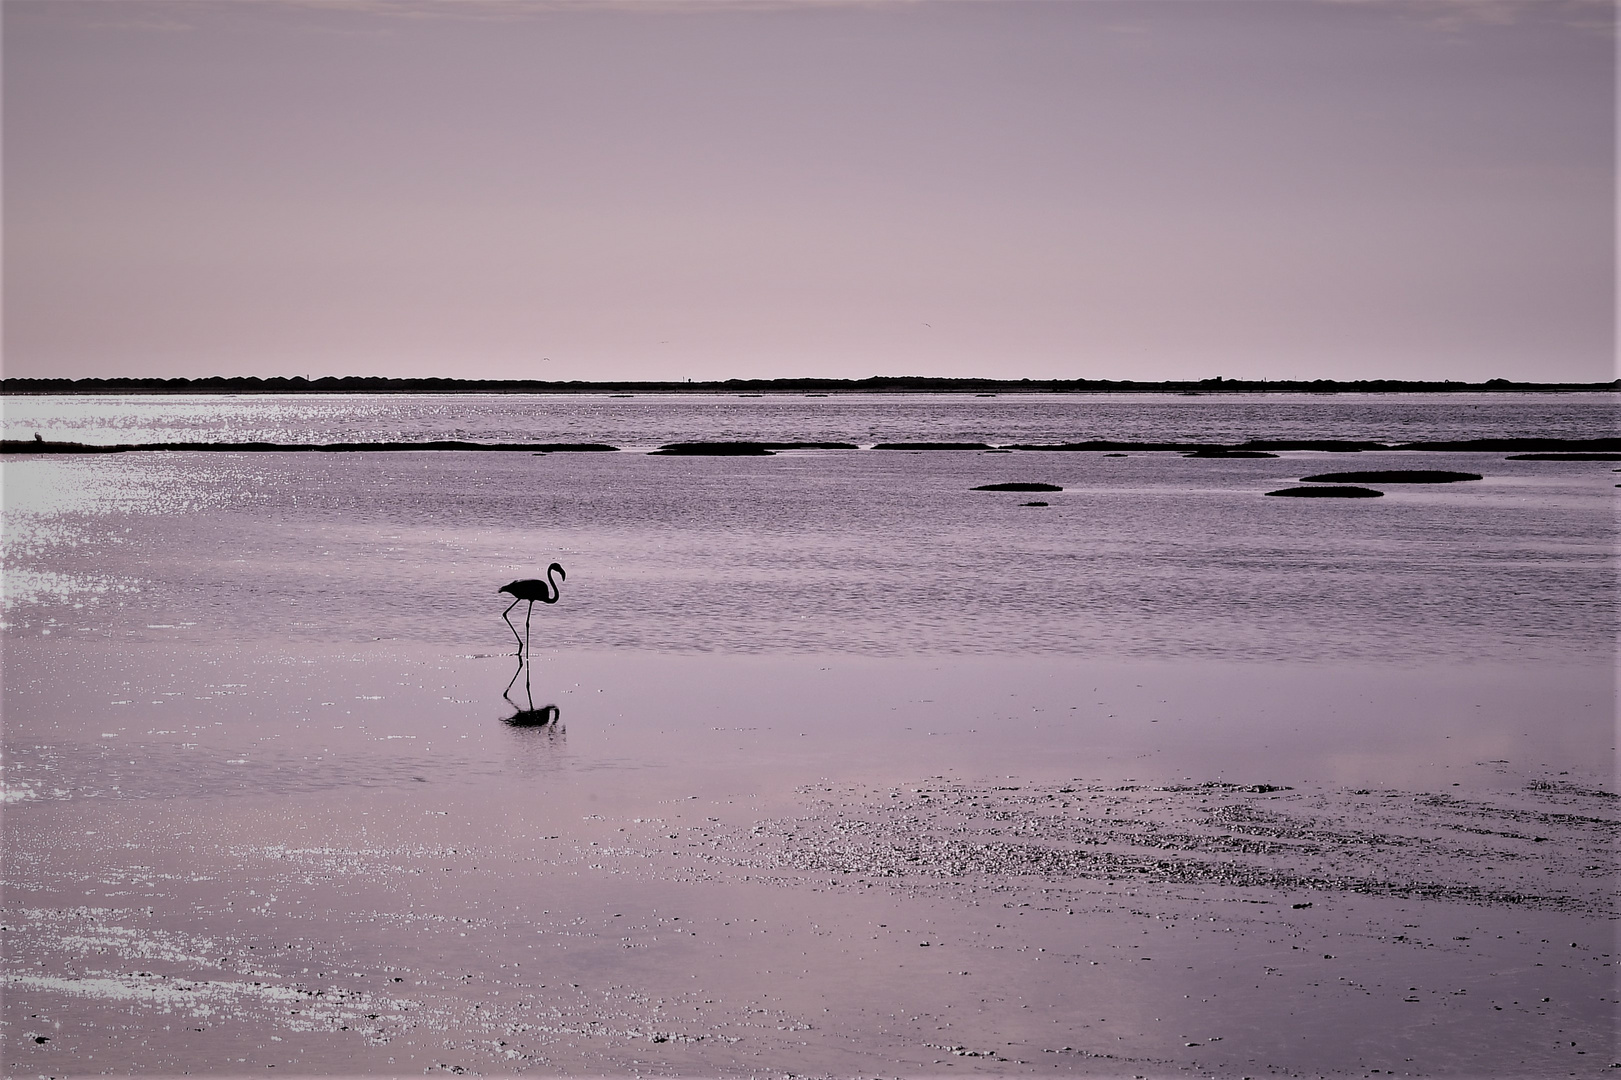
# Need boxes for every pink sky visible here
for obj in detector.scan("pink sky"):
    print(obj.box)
[4,0,1614,382]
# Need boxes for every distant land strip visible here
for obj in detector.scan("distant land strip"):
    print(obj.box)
[7,438,1620,456]
[2,375,1617,396]
[0,440,618,455]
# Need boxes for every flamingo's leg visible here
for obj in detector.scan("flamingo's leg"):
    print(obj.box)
[504,653,525,706]
[525,601,535,657]
[502,599,525,654]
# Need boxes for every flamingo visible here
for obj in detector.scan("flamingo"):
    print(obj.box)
[499,563,565,656]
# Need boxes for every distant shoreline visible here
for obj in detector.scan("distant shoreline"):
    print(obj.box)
[6,436,1618,456]
[2,375,1617,396]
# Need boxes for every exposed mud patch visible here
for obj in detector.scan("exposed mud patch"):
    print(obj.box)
[711,778,1618,917]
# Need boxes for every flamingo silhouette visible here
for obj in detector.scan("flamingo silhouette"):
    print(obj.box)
[499,563,565,656]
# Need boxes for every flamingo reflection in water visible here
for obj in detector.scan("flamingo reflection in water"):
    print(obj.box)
[504,652,561,727]
[499,562,565,657]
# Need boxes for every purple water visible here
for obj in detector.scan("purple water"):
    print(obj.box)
[3,393,1615,1076]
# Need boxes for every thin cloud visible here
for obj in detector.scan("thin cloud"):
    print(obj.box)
[17,0,922,34]
[276,0,917,16]
[1324,0,1614,35]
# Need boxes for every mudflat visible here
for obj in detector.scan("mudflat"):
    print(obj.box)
[4,642,1614,1077]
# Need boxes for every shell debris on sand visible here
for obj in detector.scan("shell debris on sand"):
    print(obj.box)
[716,777,1617,917]
[6,772,1615,1076]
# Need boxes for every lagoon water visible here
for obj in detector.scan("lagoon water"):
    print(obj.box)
[4,392,1615,660]
[3,389,1615,447]
[3,393,1616,1076]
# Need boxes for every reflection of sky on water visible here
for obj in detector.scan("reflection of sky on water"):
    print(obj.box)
[4,641,1609,805]
[4,402,1613,1078]
[0,567,134,613]
[3,455,278,517]
[4,394,1613,803]
[5,391,1617,446]
[2,447,1612,665]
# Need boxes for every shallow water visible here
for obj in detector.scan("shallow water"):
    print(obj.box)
[2,394,1616,1077]
[4,389,1617,446]
[3,445,1612,663]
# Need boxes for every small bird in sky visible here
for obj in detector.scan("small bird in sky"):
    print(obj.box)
[499,563,565,656]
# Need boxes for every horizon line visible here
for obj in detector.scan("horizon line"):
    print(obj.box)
[3,374,1618,395]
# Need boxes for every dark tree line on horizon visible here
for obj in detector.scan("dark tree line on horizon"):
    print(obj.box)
[3,375,1616,395]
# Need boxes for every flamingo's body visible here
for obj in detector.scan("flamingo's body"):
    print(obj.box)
[499,563,565,655]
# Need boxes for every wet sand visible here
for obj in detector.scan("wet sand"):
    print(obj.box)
[3,642,1615,1076]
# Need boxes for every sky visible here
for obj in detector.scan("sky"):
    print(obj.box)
[3,0,1615,383]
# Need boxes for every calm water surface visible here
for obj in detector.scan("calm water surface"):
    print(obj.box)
[2,394,1615,1077]
[0,445,1613,664]
[4,390,1616,446]
[3,393,1613,789]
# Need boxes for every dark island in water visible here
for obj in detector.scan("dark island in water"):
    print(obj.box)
[3,375,1617,396]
